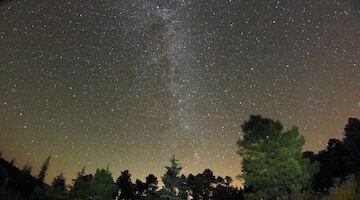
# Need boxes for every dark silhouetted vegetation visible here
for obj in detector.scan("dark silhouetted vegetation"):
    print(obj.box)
[1,115,360,199]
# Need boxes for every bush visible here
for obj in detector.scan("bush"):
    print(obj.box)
[321,175,359,200]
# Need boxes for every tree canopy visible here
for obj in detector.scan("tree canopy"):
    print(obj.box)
[238,115,315,199]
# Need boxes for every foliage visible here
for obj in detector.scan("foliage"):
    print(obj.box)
[7,115,360,200]
[38,156,51,182]
[321,175,360,200]
[187,169,216,199]
[238,115,315,200]
[343,118,360,175]
[69,168,95,200]
[0,155,245,200]
[304,118,360,193]
[145,174,158,196]
[93,168,118,200]
[304,139,348,191]
[162,155,183,196]
[116,170,135,200]
[21,164,32,175]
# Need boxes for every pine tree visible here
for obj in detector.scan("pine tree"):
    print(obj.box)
[161,155,186,199]
[38,155,51,182]
[52,174,66,191]
[22,164,33,175]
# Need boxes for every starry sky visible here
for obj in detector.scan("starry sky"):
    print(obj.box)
[1,0,360,185]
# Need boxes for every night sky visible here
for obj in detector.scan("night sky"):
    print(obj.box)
[1,0,360,185]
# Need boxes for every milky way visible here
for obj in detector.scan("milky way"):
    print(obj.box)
[0,0,360,185]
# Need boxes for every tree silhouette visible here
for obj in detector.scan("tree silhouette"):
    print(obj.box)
[186,169,216,200]
[93,168,117,200]
[38,156,51,183]
[135,179,146,197]
[305,139,348,191]
[35,174,68,200]
[238,115,315,199]
[162,155,182,195]
[116,170,135,200]
[158,155,186,199]
[344,118,360,175]
[22,164,32,175]
[52,174,66,191]
[69,168,95,200]
[0,165,8,199]
[145,174,158,196]
[213,184,243,200]
[300,118,360,193]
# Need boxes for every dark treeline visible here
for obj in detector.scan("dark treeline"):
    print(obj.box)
[0,154,243,200]
[0,115,360,200]
[302,118,360,198]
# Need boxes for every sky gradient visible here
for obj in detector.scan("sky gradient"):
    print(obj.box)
[1,0,360,185]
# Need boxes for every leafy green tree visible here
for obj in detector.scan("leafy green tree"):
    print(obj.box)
[237,115,315,200]
[38,156,51,182]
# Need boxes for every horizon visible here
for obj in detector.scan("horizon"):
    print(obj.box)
[1,0,360,192]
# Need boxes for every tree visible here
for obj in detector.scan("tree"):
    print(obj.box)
[36,174,68,200]
[52,174,66,191]
[38,156,51,182]
[187,169,216,200]
[160,155,186,199]
[237,115,315,200]
[116,170,135,200]
[22,164,33,175]
[343,118,360,174]
[303,118,360,192]
[186,171,243,200]
[304,139,348,191]
[213,184,244,200]
[162,155,182,194]
[0,165,8,199]
[145,174,158,196]
[135,179,146,197]
[69,168,95,200]
[93,168,118,200]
